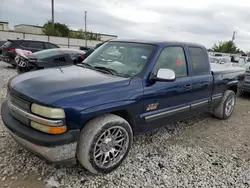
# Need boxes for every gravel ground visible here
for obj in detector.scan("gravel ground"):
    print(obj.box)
[0,61,17,101]
[1,60,250,188]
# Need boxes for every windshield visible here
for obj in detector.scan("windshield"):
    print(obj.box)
[83,42,156,77]
[33,48,62,59]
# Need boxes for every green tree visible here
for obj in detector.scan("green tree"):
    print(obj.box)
[211,40,243,54]
[42,20,101,41]
[42,20,70,37]
[68,29,101,40]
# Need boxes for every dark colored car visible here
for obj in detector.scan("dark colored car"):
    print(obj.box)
[0,41,7,60]
[0,40,6,47]
[1,40,246,174]
[79,46,90,51]
[16,48,86,73]
[79,41,107,61]
[0,39,59,67]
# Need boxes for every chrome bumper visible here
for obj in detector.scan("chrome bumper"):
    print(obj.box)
[9,130,77,163]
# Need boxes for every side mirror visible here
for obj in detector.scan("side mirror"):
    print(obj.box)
[151,68,176,82]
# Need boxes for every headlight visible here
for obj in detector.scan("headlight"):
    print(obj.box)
[31,121,66,134]
[31,103,65,119]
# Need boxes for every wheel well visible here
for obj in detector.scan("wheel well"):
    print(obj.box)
[228,85,238,94]
[81,110,136,133]
[112,110,136,133]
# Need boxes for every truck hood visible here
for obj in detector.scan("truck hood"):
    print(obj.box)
[10,65,130,105]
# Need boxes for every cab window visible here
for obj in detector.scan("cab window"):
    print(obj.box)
[189,47,209,75]
[153,46,187,77]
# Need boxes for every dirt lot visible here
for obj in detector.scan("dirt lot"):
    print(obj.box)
[1,61,250,187]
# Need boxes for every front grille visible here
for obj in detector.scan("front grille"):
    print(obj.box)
[7,91,32,126]
[11,110,30,125]
[8,93,30,111]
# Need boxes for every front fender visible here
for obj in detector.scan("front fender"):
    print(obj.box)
[78,100,139,129]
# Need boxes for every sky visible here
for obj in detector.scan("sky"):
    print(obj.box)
[1,0,250,51]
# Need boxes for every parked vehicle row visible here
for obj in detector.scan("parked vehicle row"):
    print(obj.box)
[15,48,86,73]
[0,39,60,67]
[0,39,105,73]
[209,55,247,66]
[14,41,106,73]
[1,39,246,174]
[209,55,250,94]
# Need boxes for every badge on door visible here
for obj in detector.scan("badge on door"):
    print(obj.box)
[146,103,158,111]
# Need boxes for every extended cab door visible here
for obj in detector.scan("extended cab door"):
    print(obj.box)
[187,46,213,111]
[142,46,193,129]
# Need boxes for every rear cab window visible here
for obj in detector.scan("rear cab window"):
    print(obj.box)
[188,47,209,75]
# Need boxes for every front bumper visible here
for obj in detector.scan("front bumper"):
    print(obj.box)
[9,130,77,163]
[1,101,80,163]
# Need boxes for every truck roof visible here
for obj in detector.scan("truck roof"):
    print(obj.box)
[110,39,206,48]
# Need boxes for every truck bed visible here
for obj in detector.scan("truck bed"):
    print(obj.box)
[211,63,246,75]
[211,63,246,99]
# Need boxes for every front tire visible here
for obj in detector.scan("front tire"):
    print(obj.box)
[77,114,133,174]
[213,90,236,119]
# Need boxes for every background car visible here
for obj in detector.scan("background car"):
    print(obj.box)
[0,40,7,60]
[0,40,6,46]
[79,41,107,61]
[15,48,86,73]
[210,56,232,64]
[0,39,59,67]
[79,46,90,51]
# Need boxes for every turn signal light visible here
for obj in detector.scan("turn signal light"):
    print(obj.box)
[31,121,67,134]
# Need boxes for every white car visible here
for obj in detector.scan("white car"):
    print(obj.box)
[209,56,246,67]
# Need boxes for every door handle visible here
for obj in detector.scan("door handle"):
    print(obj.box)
[184,84,192,91]
[198,83,209,88]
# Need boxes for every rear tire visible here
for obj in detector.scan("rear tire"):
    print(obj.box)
[213,90,236,119]
[77,114,133,174]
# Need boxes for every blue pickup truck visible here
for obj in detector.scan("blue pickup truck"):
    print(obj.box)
[1,40,246,174]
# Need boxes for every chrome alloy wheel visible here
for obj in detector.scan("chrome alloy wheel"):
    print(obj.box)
[225,95,235,116]
[93,126,129,168]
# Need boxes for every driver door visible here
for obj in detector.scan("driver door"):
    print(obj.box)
[143,46,193,129]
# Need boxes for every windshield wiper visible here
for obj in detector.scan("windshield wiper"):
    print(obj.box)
[76,64,128,77]
[93,66,118,75]
[76,63,93,69]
